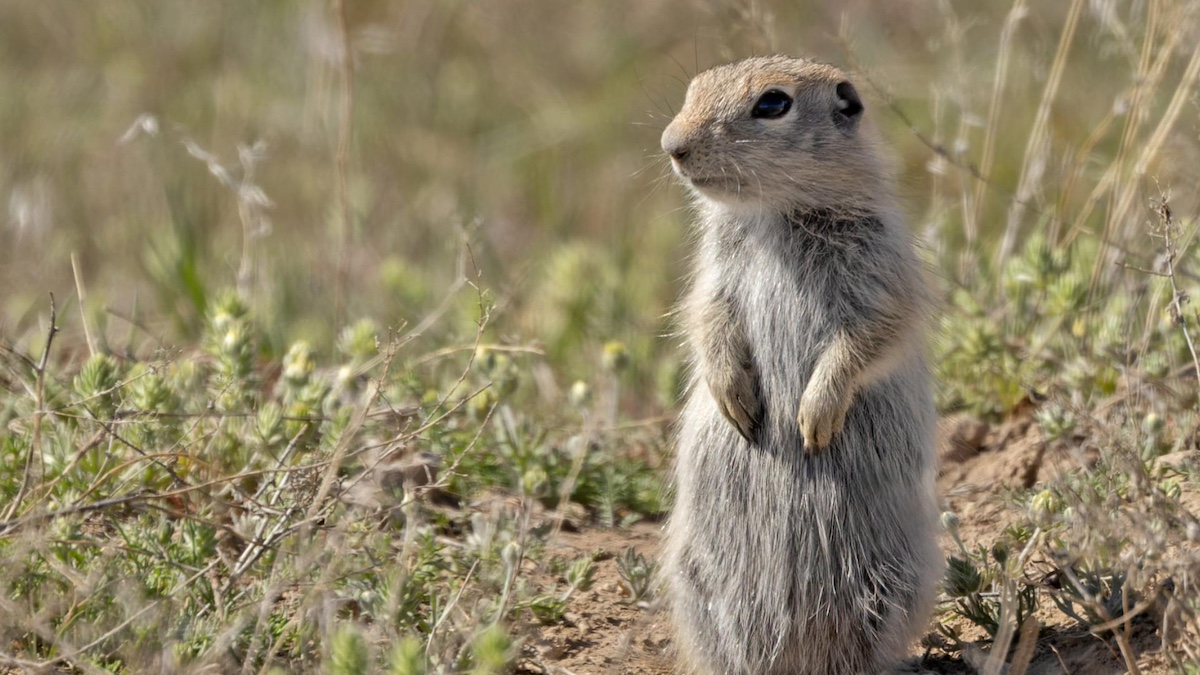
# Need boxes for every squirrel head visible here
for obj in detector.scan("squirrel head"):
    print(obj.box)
[662,56,890,214]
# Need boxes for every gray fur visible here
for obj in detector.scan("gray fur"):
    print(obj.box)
[661,56,940,674]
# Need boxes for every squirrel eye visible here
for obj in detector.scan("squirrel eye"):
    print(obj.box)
[751,90,792,119]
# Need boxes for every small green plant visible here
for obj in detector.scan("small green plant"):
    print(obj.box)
[615,547,656,605]
[940,540,1039,650]
[524,555,596,624]
[327,624,370,675]
[467,623,516,675]
[1049,567,1130,633]
[388,635,427,675]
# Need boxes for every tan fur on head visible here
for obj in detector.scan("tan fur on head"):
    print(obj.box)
[661,56,890,214]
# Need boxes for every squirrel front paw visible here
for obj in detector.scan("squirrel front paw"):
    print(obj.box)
[797,382,850,451]
[707,362,763,445]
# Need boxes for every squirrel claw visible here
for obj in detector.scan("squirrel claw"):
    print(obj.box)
[797,384,849,452]
[710,368,763,446]
[718,397,761,445]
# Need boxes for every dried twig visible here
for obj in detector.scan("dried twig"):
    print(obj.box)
[4,293,59,523]
[1156,196,1200,392]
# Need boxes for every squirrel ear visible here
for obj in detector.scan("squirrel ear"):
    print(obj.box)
[834,81,864,119]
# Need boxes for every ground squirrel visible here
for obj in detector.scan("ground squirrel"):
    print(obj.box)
[660,56,941,674]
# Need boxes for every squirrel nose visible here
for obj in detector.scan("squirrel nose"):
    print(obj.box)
[661,126,691,162]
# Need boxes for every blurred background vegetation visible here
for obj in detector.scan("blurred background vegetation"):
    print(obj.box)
[5,0,1196,417]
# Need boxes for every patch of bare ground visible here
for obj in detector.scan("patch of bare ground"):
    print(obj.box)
[515,522,671,675]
